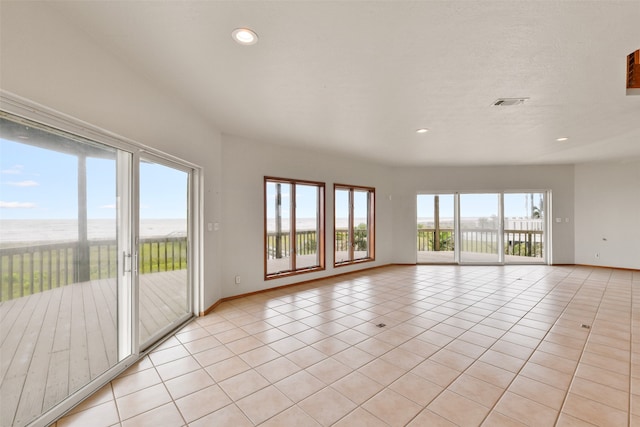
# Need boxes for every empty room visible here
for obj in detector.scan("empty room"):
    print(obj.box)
[1,1,639,426]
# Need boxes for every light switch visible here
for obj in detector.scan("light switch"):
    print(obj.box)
[207,223,213,232]
[214,222,220,231]
[555,218,561,223]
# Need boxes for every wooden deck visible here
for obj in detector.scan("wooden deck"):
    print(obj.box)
[0,270,187,427]
[418,250,545,264]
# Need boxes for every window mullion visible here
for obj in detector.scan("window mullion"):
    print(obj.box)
[368,191,374,259]
[349,189,354,261]
[291,185,297,272]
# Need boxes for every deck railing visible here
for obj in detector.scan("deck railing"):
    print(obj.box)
[503,229,544,257]
[417,228,543,257]
[0,236,187,301]
[266,230,318,259]
[266,229,370,259]
[417,228,455,252]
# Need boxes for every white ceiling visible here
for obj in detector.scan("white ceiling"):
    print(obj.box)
[49,1,640,166]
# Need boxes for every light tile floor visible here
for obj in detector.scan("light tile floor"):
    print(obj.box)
[54,265,640,426]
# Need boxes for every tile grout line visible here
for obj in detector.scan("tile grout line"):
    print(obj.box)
[248,267,522,426]
[182,267,589,425]
[458,268,589,426]
[399,266,581,426]
[629,273,634,427]
[551,270,610,426]
[341,268,545,424]
[110,383,122,426]
[157,361,188,427]
[62,265,635,427]
[354,266,589,426]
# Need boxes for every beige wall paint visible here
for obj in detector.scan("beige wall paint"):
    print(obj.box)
[574,161,640,270]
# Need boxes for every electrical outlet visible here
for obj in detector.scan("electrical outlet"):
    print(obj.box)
[235,276,241,285]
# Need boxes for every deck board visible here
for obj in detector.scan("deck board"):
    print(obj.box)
[417,250,545,264]
[50,286,71,354]
[43,350,69,412]
[15,285,62,424]
[139,280,171,344]
[94,279,117,366]
[0,293,41,384]
[139,270,188,345]
[0,296,26,341]
[147,270,187,318]
[0,270,187,427]
[84,280,110,381]
[68,283,90,394]
[7,289,50,427]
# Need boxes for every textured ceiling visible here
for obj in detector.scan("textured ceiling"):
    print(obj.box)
[48,1,640,166]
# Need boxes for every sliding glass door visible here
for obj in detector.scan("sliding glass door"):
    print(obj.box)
[138,157,191,349]
[0,115,132,427]
[504,193,545,264]
[417,194,455,263]
[417,192,547,265]
[459,194,501,263]
[0,107,198,426]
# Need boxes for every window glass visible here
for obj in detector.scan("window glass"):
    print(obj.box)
[265,178,324,278]
[334,184,374,266]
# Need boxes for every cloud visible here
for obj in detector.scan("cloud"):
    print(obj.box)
[7,180,39,187]
[1,165,24,175]
[100,204,117,209]
[0,201,37,209]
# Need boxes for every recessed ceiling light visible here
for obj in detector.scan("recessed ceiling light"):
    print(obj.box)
[416,128,429,134]
[232,28,258,45]
[556,137,569,142]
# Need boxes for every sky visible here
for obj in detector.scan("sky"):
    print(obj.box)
[0,138,188,220]
[265,183,369,221]
[417,193,544,219]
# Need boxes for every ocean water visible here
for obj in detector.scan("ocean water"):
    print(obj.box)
[0,219,186,246]
[266,218,368,232]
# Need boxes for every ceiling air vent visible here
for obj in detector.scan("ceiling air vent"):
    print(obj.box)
[492,98,529,106]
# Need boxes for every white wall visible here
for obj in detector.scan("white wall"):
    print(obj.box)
[390,165,576,264]
[574,161,640,269]
[0,2,224,309]
[221,135,393,298]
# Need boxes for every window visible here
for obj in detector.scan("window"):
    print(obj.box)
[334,184,375,266]
[264,177,325,279]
